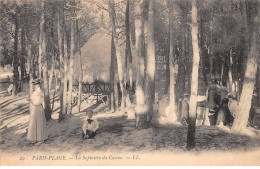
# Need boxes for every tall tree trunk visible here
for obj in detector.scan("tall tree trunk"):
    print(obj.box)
[167,0,177,121]
[63,53,68,115]
[49,6,55,95]
[143,0,149,81]
[32,55,36,79]
[187,25,192,96]
[62,20,68,115]
[164,54,170,94]
[232,6,260,132]
[228,48,233,92]
[144,0,155,125]
[41,0,52,121]
[239,0,249,93]
[204,10,213,86]
[110,33,116,111]
[12,9,19,96]
[111,35,119,111]
[38,1,44,79]
[126,0,133,89]
[19,27,26,92]
[108,1,127,111]
[256,61,260,107]
[109,88,114,111]
[67,17,75,115]
[177,64,186,99]
[220,56,224,83]
[42,52,52,121]
[125,0,133,109]
[58,4,65,121]
[49,50,55,93]
[135,0,147,128]
[240,0,248,32]
[114,80,119,111]
[51,57,57,111]
[24,3,33,112]
[28,43,33,115]
[177,9,187,100]
[187,0,200,150]
[76,19,83,113]
[199,15,208,87]
[164,1,171,95]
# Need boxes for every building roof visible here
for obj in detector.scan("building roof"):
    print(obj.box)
[73,30,136,83]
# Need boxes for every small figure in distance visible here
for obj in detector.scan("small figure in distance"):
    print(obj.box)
[82,110,99,139]
[7,80,13,95]
[207,77,218,111]
[208,78,221,125]
[213,79,222,107]
[178,94,190,125]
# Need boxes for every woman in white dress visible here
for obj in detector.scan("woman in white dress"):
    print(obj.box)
[27,79,48,143]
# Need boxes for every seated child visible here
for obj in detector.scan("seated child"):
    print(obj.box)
[82,110,99,139]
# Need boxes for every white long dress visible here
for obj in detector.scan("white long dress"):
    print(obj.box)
[27,87,48,141]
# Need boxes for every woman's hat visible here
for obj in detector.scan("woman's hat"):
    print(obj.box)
[32,78,41,85]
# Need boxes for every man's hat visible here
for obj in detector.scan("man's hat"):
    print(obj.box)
[32,78,41,85]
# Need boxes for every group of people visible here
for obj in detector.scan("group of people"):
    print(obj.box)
[207,78,234,126]
[27,79,99,145]
[177,77,236,127]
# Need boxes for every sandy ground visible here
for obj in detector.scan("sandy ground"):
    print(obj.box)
[1,80,260,165]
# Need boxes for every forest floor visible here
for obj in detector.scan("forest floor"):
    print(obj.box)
[1,79,260,165]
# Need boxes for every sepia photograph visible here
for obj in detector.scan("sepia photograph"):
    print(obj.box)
[0,0,260,166]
